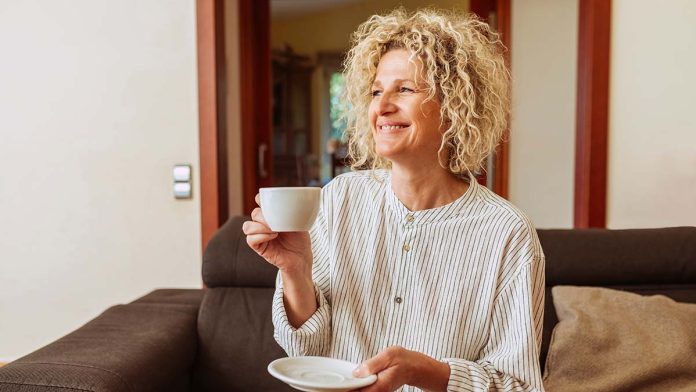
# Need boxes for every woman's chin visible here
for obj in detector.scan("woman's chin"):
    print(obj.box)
[375,146,400,161]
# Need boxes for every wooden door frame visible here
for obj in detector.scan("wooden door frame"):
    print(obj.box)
[470,0,511,199]
[473,0,612,226]
[239,0,272,214]
[197,0,613,248]
[196,0,228,250]
[235,0,511,207]
[574,0,611,228]
[493,0,511,199]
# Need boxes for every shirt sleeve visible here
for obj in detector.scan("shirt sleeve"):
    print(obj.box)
[272,278,332,356]
[444,227,546,391]
[272,185,333,357]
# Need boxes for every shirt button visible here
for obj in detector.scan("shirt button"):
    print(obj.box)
[405,214,414,223]
[395,297,403,304]
[402,244,410,252]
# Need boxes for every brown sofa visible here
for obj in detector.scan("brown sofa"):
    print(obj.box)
[1,216,694,391]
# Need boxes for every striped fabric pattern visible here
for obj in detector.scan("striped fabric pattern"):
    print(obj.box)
[272,170,545,391]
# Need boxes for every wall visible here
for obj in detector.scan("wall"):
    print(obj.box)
[0,0,202,361]
[509,0,578,228]
[607,0,696,228]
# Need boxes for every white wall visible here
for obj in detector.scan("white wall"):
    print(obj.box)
[0,0,202,362]
[509,0,578,228]
[608,0,696,228]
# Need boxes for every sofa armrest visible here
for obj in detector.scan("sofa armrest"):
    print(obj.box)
[0,295,200,392]
[130,288,204,307]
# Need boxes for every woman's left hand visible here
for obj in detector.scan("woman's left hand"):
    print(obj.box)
[351,346,450,392]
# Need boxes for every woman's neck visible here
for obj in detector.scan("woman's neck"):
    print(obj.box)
[390,163,470,212]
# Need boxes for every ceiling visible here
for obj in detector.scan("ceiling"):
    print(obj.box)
[271,0,365,19]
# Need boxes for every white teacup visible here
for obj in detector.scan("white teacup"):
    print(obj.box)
[259,187,321,232]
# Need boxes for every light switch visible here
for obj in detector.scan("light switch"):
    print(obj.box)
[174,182,192,199]
[173,164,193,199]
[173,165,192,182]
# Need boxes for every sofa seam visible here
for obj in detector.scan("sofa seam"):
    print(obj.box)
[541,318,561,382]
[9,361,135,392]
[234,227,243,285]
[0,380,94,391]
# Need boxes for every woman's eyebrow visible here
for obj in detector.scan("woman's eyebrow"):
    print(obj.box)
[372,78,417,86]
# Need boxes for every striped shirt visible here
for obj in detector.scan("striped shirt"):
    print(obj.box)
[272,170,546,391]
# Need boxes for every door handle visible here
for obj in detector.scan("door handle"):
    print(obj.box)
[258,143,268,179]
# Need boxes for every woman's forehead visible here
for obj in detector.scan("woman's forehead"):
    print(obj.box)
[374,49,424,82]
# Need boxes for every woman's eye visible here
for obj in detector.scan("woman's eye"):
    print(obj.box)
[399,87,414,93]
[371,90,382,97]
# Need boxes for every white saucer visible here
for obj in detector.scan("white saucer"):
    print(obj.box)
[268,356,377,392]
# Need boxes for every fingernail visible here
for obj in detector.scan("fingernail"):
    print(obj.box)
[353,364,366,377]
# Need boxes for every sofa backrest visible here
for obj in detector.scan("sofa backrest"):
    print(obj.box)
[196,216,696,388]
[537,226,696,367]
[201,216,278,288]
[539,227,696,286]
[194,216,290,391]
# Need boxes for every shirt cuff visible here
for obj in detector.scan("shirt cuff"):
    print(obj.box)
[442,358,490,391]
[272,283,332,357]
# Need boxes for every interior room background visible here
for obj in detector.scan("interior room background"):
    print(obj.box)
[1,0,694,363]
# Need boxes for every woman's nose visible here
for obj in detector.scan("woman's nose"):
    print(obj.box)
[377,92,397,114]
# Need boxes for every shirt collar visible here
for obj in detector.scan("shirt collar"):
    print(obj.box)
[384,171,479,225]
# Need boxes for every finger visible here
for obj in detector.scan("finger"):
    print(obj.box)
[353,373,389,392]
[358,368,400,392]
[250,207,269,226]
[255,193,260,206]
[353,348,397,378]
[242,220,274,235]
[246,233,278,250]
[353,383,376,392]
[353,382,379,392]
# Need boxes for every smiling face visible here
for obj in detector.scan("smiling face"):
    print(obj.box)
[368,49,443,167]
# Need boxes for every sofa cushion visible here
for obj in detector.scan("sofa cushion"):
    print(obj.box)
[540,284,696,368]
[537,227,696,287]
[193,287,292,391]
[203,216,277,288]
[0,303,199,392]
[542,286,696,392]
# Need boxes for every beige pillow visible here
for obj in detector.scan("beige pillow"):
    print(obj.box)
[543,286,696,392]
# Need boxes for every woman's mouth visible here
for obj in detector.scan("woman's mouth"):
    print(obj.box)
[378,124,410,132]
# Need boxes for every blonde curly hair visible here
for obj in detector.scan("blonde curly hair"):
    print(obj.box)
[342,8,510,175]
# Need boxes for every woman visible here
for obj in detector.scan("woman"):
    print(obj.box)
[244,8,545,392]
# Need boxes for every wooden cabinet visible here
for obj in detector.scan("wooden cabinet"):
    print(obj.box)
[271,47,315,186]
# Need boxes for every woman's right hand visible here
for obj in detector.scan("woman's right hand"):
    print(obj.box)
[244,194,319,327]
[242,194,313,278]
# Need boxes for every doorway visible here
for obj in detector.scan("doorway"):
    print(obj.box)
[236,0,511,214]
